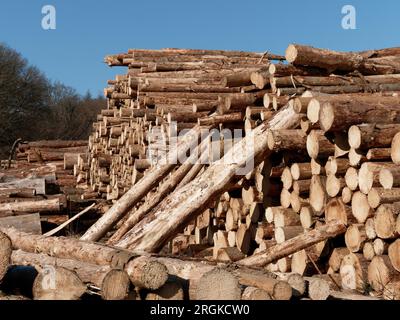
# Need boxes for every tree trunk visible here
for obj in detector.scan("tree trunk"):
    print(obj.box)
[237,220,346,267]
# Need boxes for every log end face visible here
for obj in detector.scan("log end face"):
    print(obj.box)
[391,132,400,164]
[126,258,168,290]
[285,44,298,64]
[319,102,334,132]
[0,232,12,281]
[102,269,130,300]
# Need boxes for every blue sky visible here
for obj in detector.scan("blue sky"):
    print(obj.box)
[0,0,399,95]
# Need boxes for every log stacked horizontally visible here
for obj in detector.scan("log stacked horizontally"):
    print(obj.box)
[1,44,400,300]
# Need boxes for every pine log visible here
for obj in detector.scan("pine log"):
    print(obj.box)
[318,95,400,132]
[237,220,346,267]
[351,191,373,223]
[32,266,86,300]
[388,239,400,272]
[348,124,400,150]
[368,255,400,292]
[0,231,12,281]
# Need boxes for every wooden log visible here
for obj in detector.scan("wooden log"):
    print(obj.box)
[351,191,373,223]
[267,129,307,151]
[108,138,210,244]
[341,187,353,204]
[317,95,400,132]
[325,198,355,226]
[388,239,400,272]
[368,188,400,209]
[0,198,60,216]
[365,218,377,240]
[359,162,397,194]
[306,130,335,159]
[291,163,312,180]
[0,231,12,281]
[32,266,87,300]
[340,253,369,291]
[326,174,346,198]
[307,277,331,300]
[368,255,400,292]
[309,175,327,214]
[363,242,375,261]
[328,248,350,272]
[379,166,400,190]
[373,238,389,256]
[241,286,271,300]
[348,124,400,150]
[11,250,130,300]
[345,167,359,191]
[391,132,400,164]
[146,281,184,300]
[285,44,364,72]
[345,224,367,253]
[237,220,346,267]
[373,203,400,239]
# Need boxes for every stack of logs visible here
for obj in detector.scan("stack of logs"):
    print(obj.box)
[79,44,400,300]
[1,44,400,300]
[0,140,100,235]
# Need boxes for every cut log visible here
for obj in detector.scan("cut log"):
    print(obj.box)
[306,130,335,159]
[241,286,271,300]
[340,253,369,291]
[345,167,359,191]
[379,167,400,189]
[309,175,327,214]
[11,250,130,300]
[373,203,399,239]
[307,277,331,300]
[368,255,400,292]
[33,266,86,300]
[318,95,400,132]
[368,188,400,209]
[146,281,184,300]
[285,44,364,72]
[348,124,400,150]
[391,132,400,164]
[238,220,346,267]
[291,163,312,180]
[325,198,355,226]
[0,198,60,216]
[328,248,350,272]
[363,242,375,261]
[0,231,12,281]
[388,239,400,272]
[351,192,373,223]
[344,224,367,253]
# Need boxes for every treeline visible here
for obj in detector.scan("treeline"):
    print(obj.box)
[0,43,106,158]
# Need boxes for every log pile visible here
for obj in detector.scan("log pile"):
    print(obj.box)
[78,44,400,300]
[0,140,103,235]
[2,44,400,300]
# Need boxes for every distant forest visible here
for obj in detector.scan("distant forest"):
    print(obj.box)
[0,43,106,158]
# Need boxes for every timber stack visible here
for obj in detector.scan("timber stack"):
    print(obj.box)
[0,140,103,236]
[1,44,400,300]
